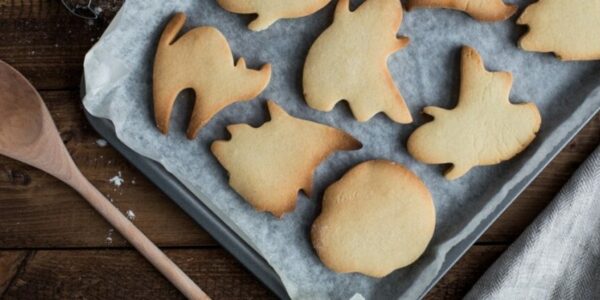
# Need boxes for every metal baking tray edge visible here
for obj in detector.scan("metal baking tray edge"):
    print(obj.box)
[81,78,289,299]
[81,77,600,299]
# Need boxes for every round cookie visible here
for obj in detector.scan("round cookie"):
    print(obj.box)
[311,160,435,278]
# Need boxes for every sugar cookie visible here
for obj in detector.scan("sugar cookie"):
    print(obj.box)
[407,0,517,21]
[216,0,331,31]
[407,46,541,180]
[153,13,272,139]
[211,101,361,218]
[303,0,412,124]
[311,160,435,277]
[517,0,600,61]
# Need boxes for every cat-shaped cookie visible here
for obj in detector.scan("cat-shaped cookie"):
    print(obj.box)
[303,0,412,124]
[407,47,541,180]
[217,0,331,31]
[153,13,271,139]
[212,101,361,218]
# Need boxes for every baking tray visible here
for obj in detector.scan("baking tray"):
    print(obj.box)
[82,71,600,299]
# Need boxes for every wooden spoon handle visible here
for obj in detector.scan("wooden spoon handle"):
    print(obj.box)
[68,174,210,300]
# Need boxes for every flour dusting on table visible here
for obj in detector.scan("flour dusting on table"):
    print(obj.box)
[109,171,124,187]
[125,209,136,221]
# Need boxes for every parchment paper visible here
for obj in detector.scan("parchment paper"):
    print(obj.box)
[82,0,600,299]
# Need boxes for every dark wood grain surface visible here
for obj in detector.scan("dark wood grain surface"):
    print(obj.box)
[0,1,599,299]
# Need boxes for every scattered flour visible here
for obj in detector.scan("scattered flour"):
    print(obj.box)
[96,139,108,147]
[349,294,365,300]
[125,209,136,221]
[106,228,114,244]
[109,171,124,187]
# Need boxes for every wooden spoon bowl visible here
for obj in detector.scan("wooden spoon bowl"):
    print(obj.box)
[0,60,49,162]
[0,60,209,300]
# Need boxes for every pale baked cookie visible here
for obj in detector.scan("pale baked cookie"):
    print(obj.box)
[153,13,272,139]
[211,101,361,218]
[311,160,435,278]
[517,0,600,61]
[407,0,517,21]
[216,0,331,31]
[407,46,541,180]
[303,0,412,124]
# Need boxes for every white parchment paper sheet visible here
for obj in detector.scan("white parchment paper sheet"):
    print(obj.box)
[82,0,600,298]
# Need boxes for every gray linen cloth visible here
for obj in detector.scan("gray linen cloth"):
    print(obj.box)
[465,144,600,299]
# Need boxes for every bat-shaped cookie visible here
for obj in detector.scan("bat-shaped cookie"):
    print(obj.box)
[407,0,517,21]
[217,0,331,31]
[212,101,361,218]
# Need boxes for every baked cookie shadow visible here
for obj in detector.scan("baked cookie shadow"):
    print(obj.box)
[161,89,197,135]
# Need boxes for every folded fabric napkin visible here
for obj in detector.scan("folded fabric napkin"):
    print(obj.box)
[466,144,600,299]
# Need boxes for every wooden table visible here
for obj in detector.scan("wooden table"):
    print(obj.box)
[0,1,598,299]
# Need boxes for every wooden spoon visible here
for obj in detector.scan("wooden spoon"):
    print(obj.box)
[0,60,210,300]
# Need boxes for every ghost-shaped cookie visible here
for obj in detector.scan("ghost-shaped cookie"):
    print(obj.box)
[407,46,542,180]
[211,101,361,218]
[517,0,600,61]
[303,0,412,124]
[153,13,272,139]
[407,0,517,21]
[216,0,331,31]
